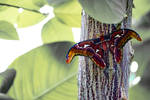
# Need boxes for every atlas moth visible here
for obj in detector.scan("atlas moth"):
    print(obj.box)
[66,29,142,69]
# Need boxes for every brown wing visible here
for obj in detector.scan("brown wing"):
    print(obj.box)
[116,29,142,48]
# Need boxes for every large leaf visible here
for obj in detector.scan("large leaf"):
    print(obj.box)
[133,0,150,20]
[0,6,46,28]
[79,0,127,24]
[0,21,19,40]
[47,0,71,7]
[8,42,78,100]
[54,0,81,27]
[42,18,74,44]
[0,69,16,93]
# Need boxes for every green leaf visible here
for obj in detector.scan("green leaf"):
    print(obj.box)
[42,18,74,44]
[0,6,46,28]
[78,0,127,24]
[8,42,78,100]
[46,0,71,7]
[0,5,8,11]
[54,0,81,27]
[32,0,46,8]
[133,0,150,20]
[0,7,19,24]
[0,21,19,40]
[0,0,46,10]
[17,10,46,28]
[0,69,16,93]
[0,93,14,100]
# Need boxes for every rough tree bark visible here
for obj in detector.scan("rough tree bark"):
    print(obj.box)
[78,0,133,100]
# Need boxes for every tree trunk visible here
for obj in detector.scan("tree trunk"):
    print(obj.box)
[78,0,133,100]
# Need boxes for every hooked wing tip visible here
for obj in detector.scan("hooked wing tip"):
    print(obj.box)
[66,51,74,64]
[66,47,76,64]
[128,29,142,41]
[66,54,74,64]
[66,59,70,64]
[137,37,142,41]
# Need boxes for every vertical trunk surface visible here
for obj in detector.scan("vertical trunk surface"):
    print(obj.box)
[78,0,133,100]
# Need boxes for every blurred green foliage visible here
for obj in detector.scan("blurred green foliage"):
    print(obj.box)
[8,42,78,100]
[0,69,16,100]
[54,0,81,27]
[42,18,74,44]
[17,10,46,27]
[129,85,150,100]
[0,0,45,10]
[46,0,72,7]
[0,0,149,100]
[133,0,150,20]
[0,21,18,40]
[0,1,47,28]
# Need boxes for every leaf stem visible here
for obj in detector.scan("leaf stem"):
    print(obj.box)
[0,3,48,15]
